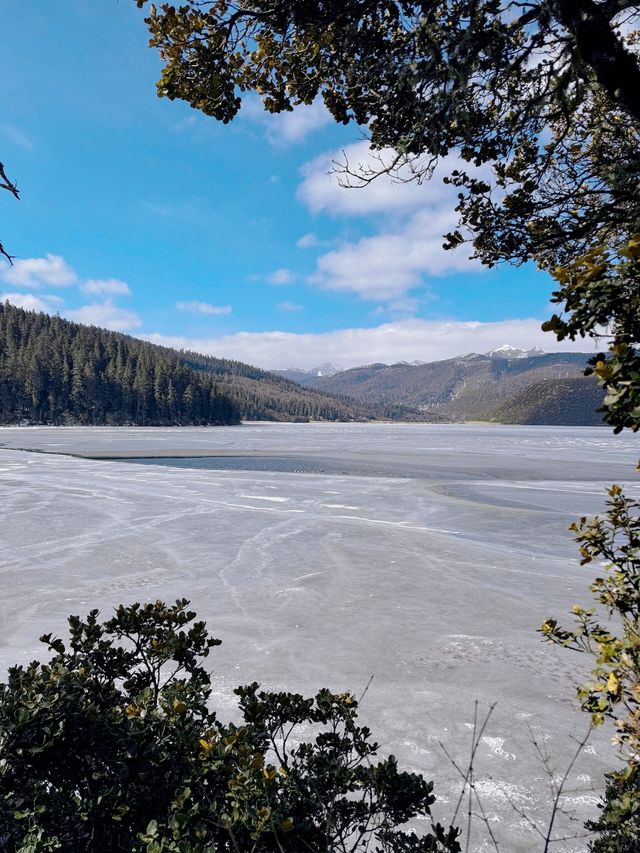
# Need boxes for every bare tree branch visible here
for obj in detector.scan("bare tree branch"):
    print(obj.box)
[0,161,20,266]
[0,162,19,201]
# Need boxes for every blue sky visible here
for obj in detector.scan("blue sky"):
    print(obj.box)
[0,0,590,369]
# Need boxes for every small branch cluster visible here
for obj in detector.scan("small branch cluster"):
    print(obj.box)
[0,160,19,265]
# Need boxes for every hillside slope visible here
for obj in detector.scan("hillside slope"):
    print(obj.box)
[178,350,374,421]
[0,303,370,425]
[309,352,597,422]
[480,376,605,425]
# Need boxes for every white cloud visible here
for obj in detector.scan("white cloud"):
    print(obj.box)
[2,254,77,288]
[2,259,141,333]
[277,301,304,312]
[82,278,132,296]
[296,232,320,249]
[298,143,489,301]
[176,300,232,316]
[144,318,593,371]
[310,208,474,300]
[2,293,63,312]
[266,268,295,285]
[66,300,142,332]
[242,97,332,147]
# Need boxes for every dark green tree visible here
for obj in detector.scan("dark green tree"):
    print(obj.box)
[0,302,242,426]
[0,600,460,853]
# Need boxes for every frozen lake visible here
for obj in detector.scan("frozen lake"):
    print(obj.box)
[0,423,638,850]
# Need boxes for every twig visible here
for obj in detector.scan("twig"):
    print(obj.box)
[0,241,15,265]
[487,722,596,849]
[439,701,500,852]
[358,674,375,704]
[0,162,19,200]
[542,724,594,851]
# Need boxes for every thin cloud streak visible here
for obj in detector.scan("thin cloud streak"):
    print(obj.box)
[296,232,320,249]
[177,300,232,316]
[2,124,35,152]
[82,278,132,296]
[266,268,295,285]
[277,301,304,312]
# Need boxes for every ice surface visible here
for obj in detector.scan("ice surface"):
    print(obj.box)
[0,423,638,850]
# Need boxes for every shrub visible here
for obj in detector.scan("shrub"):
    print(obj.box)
[0,599,459,853]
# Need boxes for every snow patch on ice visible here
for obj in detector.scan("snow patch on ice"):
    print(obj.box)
[322,503,360,510]
[240,494,289,502]
[482,736,516,761]
[292,572,325,582]
[473,779,533,806]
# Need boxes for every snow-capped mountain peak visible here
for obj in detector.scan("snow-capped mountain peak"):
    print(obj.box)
[486,345,545,359]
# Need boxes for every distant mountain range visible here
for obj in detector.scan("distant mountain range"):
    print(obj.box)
[0,303,603,427]
[273,363,343,384]
[294,349,604,425]
[275,347,546,384]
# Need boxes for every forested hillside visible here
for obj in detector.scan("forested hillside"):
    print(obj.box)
[0,303,240,426]
[0,304,372,425]
[178,350,374,421]
[480,376,605,425]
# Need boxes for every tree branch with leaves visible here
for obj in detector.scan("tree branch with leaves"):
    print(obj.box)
[135,0,640,409]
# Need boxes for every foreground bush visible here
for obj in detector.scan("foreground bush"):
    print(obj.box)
[542,487,640,850]
[0,599,459,853]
